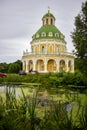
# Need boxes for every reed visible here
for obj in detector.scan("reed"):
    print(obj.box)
[0,85,87,130]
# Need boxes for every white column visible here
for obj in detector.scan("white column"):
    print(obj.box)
[44,58,48,73]
[46,44,48,54]
[22,61,26,71]
[26,60,29,73]
[54,44,55,53]
[71,60,74,73]
[66,59,69,72]
[45,44,46,54]
[56,59,60,72]
[33,60,36,71]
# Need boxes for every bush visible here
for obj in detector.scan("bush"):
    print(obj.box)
[1,71,87,88]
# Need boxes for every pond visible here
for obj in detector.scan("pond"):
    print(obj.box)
[0,83,87,129]
[0,84,87,107]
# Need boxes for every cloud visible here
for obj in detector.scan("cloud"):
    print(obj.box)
[0,0,86,63]
[0,38,31,63]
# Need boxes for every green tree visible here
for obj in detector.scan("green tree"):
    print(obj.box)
[8,60,22,73]
[0,60,22,73]
[0,62,9,73]
[71,1,87,75]
[71,1,87,58]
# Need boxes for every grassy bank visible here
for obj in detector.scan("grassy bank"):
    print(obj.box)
[0,71,87,89]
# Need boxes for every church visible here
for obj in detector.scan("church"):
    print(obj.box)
[22,9,74,73]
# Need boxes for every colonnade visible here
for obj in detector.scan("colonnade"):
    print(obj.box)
[22,58,74,73]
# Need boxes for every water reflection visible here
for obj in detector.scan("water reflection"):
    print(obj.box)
[0,85,87,110]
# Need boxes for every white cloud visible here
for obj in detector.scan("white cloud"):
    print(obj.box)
[0,0,86,63]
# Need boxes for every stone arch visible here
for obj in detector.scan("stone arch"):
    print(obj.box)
[68,60,72,72]
[36,59,44,72]
[46,18,48,24]
[29,60,33,72]
[59,60,66,72]
[47,59,56,72]
[51,18,53,25]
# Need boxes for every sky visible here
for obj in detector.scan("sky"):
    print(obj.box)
[0,0,86,63]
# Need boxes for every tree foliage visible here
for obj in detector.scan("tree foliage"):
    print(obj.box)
[0,62,8,73]
[71,1,87,58]
[8,60,22,73]
[0,60,22,73]
[71,1,87,76]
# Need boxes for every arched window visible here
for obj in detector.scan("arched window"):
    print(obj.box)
[56,45,59,52]
[55,33,59,38]
[41,32,46,37]
[59,60,65,72]
[36,33,39,38]
[42,46,45,53]
[51,18,53,25]
[68,60,72,71]
[46,19,48,24]
[68,61,71,67]
[48,32,53,37]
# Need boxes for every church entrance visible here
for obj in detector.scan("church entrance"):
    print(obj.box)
[36,60,44,72]
[59,60,65,72]
[47,59,55,72]
[68,60,72,72]
[29,60,33,72]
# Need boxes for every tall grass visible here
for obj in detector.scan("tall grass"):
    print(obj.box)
[0,85,87,130]
[79,104,87,129]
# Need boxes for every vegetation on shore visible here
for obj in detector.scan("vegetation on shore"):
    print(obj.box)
[0,71,87,88]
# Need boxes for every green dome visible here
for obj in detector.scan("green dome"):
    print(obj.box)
[43,12,55,19]
[32,25,65,41]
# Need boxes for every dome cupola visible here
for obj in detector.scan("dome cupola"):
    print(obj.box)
[32,8,66,42]
[42,7,55,26]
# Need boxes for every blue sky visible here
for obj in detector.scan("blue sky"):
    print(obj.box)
[0,0,86,63]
